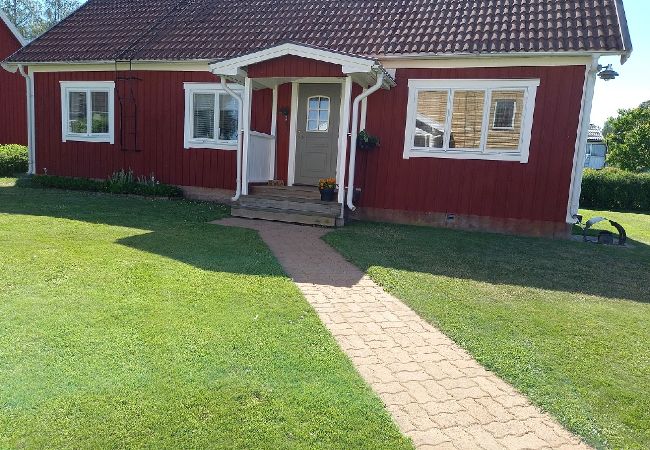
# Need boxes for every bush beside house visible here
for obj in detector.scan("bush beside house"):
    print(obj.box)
[0,144,28,176]
[28,170,183,198]
[580,168,650,212]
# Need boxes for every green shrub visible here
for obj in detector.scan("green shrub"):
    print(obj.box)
[0,144,28,176]
[580,168,650,211]
[27,170,183,198]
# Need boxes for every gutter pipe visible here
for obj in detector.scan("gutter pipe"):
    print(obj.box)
[220,78,244,202]
[346,71,384,210]
[17,65,36,174]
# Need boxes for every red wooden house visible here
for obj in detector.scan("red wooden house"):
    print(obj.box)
[0,10,26,145]
[1,0,632,235]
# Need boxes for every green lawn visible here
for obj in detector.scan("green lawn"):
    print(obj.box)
[0,180,410,449]
[324,211,650,449]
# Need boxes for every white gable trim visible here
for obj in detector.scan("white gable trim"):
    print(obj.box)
[0,10,26,46]
[209,43,376,76]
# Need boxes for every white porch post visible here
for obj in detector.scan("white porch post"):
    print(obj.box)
[270,85,278,179]
[242,77,253,195]
[337,76,353,207]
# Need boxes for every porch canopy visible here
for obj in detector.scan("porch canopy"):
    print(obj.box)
[208,42,395,208]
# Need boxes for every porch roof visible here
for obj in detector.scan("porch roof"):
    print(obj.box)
[208,43,395,89]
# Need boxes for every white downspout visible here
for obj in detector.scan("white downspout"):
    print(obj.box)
[17,65,36,174]
[566,55,599,223]
[346,72,384,211]
[220,78,244,202]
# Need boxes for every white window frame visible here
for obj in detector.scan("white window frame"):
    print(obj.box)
[492,99,517,130]
[60,81,115,144]
[403,79,539,163]
[183,82,242,150]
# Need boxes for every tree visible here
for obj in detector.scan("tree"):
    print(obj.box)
[603,101,650,172]
[1,0,80,40]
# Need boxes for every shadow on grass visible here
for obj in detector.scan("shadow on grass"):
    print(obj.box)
[0,183,285,277]
[324,221,650,304]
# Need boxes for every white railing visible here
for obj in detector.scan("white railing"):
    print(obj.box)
[247,131,275,183]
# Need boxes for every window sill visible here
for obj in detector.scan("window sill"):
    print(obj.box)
[63,134,113,144]
[185,141,237,151]
[404,149,528,163]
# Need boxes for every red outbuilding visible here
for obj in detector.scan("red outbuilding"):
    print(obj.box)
[0,10,26,145]
[2,0,632,236]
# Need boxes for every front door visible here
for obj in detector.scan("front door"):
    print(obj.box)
[294,83,340,185]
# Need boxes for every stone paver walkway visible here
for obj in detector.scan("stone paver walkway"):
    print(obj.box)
[216,218,590,450]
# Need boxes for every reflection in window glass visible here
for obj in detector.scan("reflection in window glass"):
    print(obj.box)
[91,91,109,133]
[69,91,87,133]
[219,93,239,141]
[450,90,485,149]
[487,90,524,151]
[414,90,448,148]
[307,96,330,132]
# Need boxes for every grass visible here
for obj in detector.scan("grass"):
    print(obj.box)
[324,212,650,449]
[0,180,411,449]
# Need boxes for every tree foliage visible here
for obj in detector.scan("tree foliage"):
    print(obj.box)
[1,0,80,40]
[604,101,650,172]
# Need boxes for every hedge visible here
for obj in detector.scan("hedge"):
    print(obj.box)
[27,171,183,198]
[580,168,650,212]
[0,144,28,176]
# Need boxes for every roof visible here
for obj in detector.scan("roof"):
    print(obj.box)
[4,0,632,64]
[0,10,27,46]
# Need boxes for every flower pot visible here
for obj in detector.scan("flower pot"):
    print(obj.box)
[320,188,335,201]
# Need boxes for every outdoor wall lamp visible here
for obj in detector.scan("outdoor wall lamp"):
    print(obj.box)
[597,64,620,81]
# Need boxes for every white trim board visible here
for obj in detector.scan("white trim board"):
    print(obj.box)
[210,43,376,76]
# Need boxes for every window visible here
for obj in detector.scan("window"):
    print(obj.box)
[183,83,242,150]
[60,81,115,143]
[306,96,330,132]
[404,79,539,163]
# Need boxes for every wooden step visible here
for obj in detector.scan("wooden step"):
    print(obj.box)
[231,205,338,227]
[249,184,321,200]
[237,195,341,215]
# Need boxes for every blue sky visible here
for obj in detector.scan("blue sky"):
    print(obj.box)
[591,0,649,126]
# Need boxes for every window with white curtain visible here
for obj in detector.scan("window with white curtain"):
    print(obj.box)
[60,81,115,143]
[183,83,241,149]
[403,79,539,163]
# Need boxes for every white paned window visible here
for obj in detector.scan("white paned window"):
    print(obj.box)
[60,81,115,143]
[306,96,330,132]
[403,79,539,163]
[183,83,242,150]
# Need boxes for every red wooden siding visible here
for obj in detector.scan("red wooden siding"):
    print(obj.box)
[34,70,271,189]
[247,55,345,78]
[355,66,585,223]
[32,62,585,225]
[0,21,27,145]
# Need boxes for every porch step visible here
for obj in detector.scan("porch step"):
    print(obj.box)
[249,184,322,200]
[231,205,338,227]
[237,194,340,216]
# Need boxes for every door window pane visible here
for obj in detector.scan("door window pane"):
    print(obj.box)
[193,93,215,139]
[91,91,109,133]
[219,93,239,141]
[306,96,329,132]
[414,90,448,148]
[69,91,87,133]
[487,91,525,151]
[450,90,485,149]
